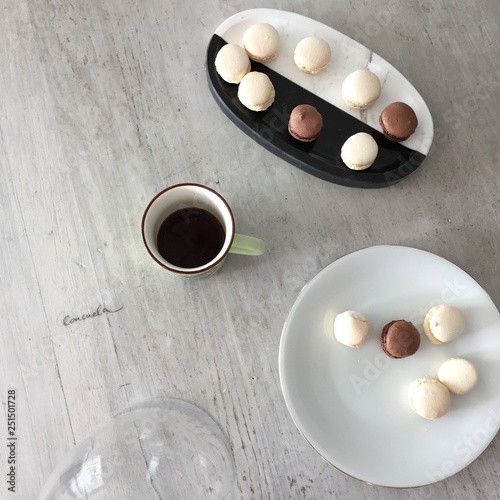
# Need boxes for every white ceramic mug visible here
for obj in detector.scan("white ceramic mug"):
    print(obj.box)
[141,183,265,278]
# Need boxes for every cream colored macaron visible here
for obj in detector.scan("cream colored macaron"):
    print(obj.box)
[242,23,280,62]
[409,378,451,420]
[342,69,382,109]
[340,132,378,170]
[424,304,465,344]
[214,44,251,84]
[333,310,371,348]
[438,358,478,395]
[293,37,331,74]
[237,72,275,111]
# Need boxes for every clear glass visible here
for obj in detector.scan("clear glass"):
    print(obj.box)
[39,398,235,499]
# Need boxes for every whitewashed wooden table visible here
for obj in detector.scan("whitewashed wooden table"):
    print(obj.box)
[1,0,499,498]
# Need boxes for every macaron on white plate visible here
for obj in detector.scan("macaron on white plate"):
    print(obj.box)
[279,245,500,487]
[206,9,434,188]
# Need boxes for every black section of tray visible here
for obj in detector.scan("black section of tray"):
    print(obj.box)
[206,34,426,189]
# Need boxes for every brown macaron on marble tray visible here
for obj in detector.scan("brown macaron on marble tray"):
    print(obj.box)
[206,8,434,188]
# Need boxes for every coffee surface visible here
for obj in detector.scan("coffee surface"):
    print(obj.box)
[157,208,225,268]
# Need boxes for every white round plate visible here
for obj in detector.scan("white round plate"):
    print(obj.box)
[279,245,500,487]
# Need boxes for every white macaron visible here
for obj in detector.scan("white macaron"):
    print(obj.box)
[333,310,371,348]
[438,358,478,395]
[424,304,465,344]
[409,378,451,420]
[237,71,275,111]
[215,44,251,84]
[242,23,280,62]
[342,69,382,109]
[293,37,331,74]
[340,132,378,170]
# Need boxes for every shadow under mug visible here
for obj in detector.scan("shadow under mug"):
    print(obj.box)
[141,183,265,278]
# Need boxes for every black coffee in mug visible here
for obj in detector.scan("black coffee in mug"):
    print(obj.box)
[157,207,225,268]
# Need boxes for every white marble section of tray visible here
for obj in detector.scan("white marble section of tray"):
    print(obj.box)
[215,8,434,156]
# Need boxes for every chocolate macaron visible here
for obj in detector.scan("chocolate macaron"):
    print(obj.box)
[288,104,323,142]
[379,102,418,142]
[380,320,420,358]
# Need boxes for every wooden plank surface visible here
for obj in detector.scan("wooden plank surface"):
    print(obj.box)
[1,0,499,498]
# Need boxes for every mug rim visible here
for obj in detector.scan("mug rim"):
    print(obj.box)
[141,183,236,275]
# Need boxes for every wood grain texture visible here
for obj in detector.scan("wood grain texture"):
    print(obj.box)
[1,0,499,498]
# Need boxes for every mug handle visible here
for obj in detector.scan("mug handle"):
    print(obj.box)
[229,233,265,256]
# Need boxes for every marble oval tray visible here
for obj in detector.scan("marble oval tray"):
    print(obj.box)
[206,9,434,188]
